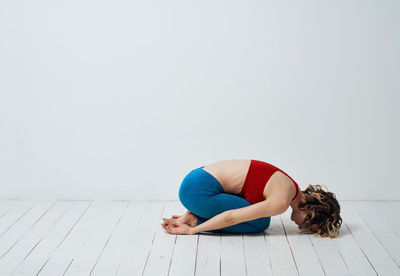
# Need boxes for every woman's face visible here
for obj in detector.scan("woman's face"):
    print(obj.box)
[291,208,307,226]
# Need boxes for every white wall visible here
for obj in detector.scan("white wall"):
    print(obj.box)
[0,0,399,200]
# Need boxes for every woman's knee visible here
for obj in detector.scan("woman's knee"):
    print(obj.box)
[251,217,271,233]
[178,181,191,209]
[261,217,271,230]
[178,178,203,215]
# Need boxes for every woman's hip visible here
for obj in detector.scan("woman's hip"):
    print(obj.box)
[178,166,224,204]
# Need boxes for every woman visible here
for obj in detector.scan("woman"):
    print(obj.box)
[161,159,342,238]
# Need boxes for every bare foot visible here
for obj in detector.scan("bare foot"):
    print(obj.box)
[162,211,198,227]
[183,212,198,227]
[171,210,191,220]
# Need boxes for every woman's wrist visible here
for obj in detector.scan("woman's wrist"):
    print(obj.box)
[189,214,200,234]
[190,226,198,235]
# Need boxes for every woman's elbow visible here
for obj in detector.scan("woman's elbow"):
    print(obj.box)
[270,200,290,216]
[280,205,290,214]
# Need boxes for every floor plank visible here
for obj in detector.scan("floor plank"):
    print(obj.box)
[91,201,150,275]
[38,201,116,275]
[195,233,221,276]
[333,222,376,276]
[0,201,35,238]
[220,233,247,276]
[280,211,325,276]
[350,201,400,266]
[168,202,199,276]
[13,201,91,275]
[243,231,272,276]
[265,215,299,276]
[0,201,56,260]
[369,201,400,239]
[0,200,17,220]
[0,201,70,274]
[141,201,180,275]
[64,201,128,275]
[308,229,349,276]
[341,201,399,276]
[115,202,164,275]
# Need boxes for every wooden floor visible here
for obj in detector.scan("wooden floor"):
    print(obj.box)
[0,200,399,276]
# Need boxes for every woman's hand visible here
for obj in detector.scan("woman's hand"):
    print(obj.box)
[161,221,194,235]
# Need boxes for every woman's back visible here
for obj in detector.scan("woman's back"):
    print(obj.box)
[201,159,299,203]
[201,159,251,194]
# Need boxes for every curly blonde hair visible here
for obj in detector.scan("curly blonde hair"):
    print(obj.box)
[297,184,342,238]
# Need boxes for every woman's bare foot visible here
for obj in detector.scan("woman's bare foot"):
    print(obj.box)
[171,210,191,220]
[162,211,198,227]
[183,212,197,227]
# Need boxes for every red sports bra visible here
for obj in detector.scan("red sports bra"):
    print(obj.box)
[239,159,300,204]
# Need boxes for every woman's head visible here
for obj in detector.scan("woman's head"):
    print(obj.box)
[294,184,342,238]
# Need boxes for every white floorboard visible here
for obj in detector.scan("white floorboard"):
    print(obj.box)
[243,231,272,275]
[64,201,128,275]
[0,200,398,276]
[12,201,91,275]
[264,215,299,275]
[333,223,376,276]
[369,201,400,239]
[0,201,70,274]
[281,211,325,276]
[141,201,179,276]
[0,201,35,240]
[350,201,400,266]
[220,233,247,276]
[195,231,221,276]
[168,202,199,276]
[0,201,56,264]
[341,201,398,276]
[114,202,164,275]
[91,201,155,275]
[308,227,348,276]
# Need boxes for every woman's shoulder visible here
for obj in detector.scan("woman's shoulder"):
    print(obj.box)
[266,171,297,201]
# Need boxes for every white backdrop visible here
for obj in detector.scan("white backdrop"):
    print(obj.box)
[0,0,399,200]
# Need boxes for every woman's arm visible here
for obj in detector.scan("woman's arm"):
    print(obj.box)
[189,198,289,235]
[229,198,289,225]
[189,211,233,234]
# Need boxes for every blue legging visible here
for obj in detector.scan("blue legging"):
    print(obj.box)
[178,166,271,234]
